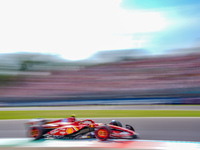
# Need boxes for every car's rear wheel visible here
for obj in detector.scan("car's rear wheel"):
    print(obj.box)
[28,126,43,140]
[95,126,110,141]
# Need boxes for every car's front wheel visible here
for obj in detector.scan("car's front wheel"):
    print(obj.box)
[95,126,110,141]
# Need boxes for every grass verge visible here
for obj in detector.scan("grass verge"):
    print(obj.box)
[0,110,200,119]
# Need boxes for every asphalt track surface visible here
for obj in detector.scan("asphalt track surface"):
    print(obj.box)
[0,118,200,142]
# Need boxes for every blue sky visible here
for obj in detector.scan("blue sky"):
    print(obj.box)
[120,0,199,9]
[0,0,199,60]
[120,0,200,54]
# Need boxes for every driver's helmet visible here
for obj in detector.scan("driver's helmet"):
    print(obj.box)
[71,114,76,118]
[69,114,76,122]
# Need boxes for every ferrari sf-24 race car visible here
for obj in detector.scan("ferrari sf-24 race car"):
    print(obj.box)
[26,116,138,141]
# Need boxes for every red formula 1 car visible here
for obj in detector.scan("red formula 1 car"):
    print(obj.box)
[26,116,138,141]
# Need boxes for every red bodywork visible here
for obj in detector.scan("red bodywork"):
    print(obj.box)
[26,117,136,140]
[43,119,101,136]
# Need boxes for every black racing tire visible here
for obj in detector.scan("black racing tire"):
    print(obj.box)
[95,126,110,141]
[28,126,43,140]
[115,120,122,127]
[110,120,122,127]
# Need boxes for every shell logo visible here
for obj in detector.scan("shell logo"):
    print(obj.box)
[66,128,73,134]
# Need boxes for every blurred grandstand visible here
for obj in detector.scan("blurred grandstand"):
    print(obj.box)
[0,49,200,105]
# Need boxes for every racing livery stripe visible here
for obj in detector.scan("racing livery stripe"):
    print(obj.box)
[72,126,79,131]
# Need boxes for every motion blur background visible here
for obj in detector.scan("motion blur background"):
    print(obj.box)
[0,0,200,106]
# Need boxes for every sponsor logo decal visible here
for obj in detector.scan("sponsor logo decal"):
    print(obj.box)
[66,128,73,134]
